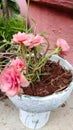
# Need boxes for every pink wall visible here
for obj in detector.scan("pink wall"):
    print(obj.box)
[14,1,73,65]
[16,0,27,17]
[31,0,73,9]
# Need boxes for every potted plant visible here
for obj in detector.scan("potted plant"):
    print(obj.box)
[0,32,73,129]
[0,0,73,130]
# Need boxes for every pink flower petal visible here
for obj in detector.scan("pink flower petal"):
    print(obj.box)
[56,38,70,53]
[10,57,27,73]
[20,74,30,87]
[0,66,21,96]
[12,32,28,44]
[6,87,20,96]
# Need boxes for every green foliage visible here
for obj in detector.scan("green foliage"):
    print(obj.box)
[0,15,27,41]
[0,0,20,17]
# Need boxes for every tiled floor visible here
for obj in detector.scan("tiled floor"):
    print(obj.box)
[0,91,73,130]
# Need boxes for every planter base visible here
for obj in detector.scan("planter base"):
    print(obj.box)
[19,109,50,129]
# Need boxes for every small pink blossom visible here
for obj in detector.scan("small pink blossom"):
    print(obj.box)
[56,38,70,54]
[23,34,44,48]
[0,66,29,96]
[12,32,44,48]
[25,34,35,42]
[12,32,28,44]
[30,35,44,48]
[10,57,27,73]
[23,34,35,46]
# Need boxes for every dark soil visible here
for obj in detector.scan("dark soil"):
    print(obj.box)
[23,60,72,96]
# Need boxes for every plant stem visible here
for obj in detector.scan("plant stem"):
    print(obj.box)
[33,47,61,72]
[26,0,30,32]
[34,48,37,62]
[21,44,25,60]
[0,43,11,50]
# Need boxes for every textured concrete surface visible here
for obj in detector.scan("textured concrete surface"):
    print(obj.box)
[0,91,73,130]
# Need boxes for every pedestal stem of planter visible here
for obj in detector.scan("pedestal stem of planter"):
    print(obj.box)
[19,109,51,129]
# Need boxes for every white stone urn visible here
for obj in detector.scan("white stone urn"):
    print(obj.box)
[9,55,73,129]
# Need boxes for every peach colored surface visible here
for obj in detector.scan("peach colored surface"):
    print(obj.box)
[16,0,28,17]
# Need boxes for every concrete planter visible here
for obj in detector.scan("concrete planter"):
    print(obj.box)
[9,55,73,129]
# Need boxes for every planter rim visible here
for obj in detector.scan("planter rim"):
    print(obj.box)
[17,55,73,101]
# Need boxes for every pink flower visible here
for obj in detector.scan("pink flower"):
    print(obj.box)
[12,32,44,48]
[0,66,29,96]
[30,35,44,48]
[12,32,28,44]
[10,57,27,73]
[23,34,35,46]
[56,38,70,54]
[24,34,44,48]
